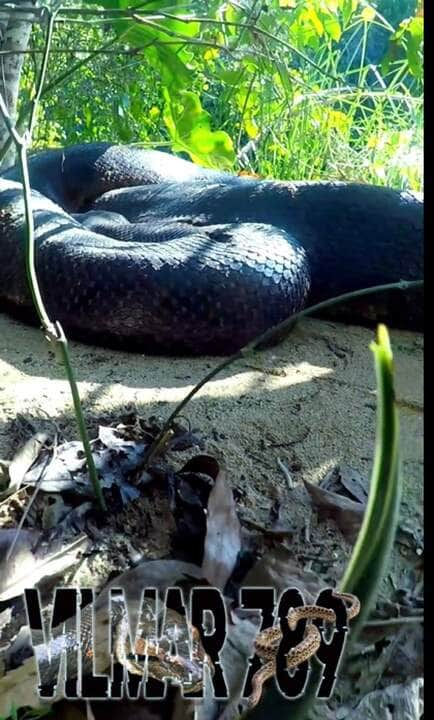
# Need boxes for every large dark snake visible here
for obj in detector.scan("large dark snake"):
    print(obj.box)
[0,143,424,354]
[0,146,420,702]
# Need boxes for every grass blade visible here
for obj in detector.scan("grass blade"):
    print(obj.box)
[248,324,402,719]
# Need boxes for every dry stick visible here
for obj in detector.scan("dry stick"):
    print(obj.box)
[44,7,340,85]
[0,13,164,161]
[0,26,106,513]
[143,279,423,467]
[0,4,152,18]
[1,5,401,98]
[0,43,228,55]
[0,36,294,100]
[0,7,349,159]
[0,0,145,163]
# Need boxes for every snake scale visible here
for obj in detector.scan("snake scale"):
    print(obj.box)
[30,594,210,693]
[0,143,423,354]
[248,591,360,708]
[24,590,359,707]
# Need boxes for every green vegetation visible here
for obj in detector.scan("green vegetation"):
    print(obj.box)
[0,706,52,720]
[20,0,423,190]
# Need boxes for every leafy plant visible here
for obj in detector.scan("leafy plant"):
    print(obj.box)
[248,325,403,719]
[18,0,422,190]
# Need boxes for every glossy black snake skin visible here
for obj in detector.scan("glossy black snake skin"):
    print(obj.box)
[0,143,423,354]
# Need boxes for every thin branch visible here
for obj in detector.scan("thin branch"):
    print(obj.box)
[0,35,122,162]
[0,4,153,19]
[0,47,144,56]
[133,12,340,81]
[28,9,56,138]
[34,5,343,84]
[237,69,257,152]
[0,26,106,512]
[0,0,396,91]
[142,279,423,467]
[54,323,107,511]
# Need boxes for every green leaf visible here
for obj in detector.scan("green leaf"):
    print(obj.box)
[215,68,243,86]
[341,0,359,25]
[244,109,259,139]
[248,324,402,719]
[82,0,196,91]
[146,43,192,89]
[340,324,401,634]
[162,89,235,169]
[406,17,424,78]
[381,15,423,79]
[306,6,325,36]
[319,9,342,41]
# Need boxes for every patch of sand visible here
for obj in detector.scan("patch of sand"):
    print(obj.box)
[0,313,423,531]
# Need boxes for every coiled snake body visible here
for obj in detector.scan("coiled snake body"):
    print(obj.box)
[248,591,360,708]
[0,143,423,354]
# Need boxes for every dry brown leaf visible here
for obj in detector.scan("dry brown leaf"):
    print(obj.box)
[0,529,89,601]
[241,544,322,601]
[8,432,48,490]
[202,466,241,590]
[321,465,369,504]
[304,479,365,542]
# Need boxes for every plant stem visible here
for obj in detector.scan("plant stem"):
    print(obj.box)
[54,324,106,511]
[143,279,423,466]
[0,17,106,512]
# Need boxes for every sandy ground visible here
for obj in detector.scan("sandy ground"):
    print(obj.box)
[0,315,423,712]
[0,312,423,531]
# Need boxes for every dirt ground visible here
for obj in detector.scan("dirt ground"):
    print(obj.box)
[0,312,423,530]
[0,311,424,717]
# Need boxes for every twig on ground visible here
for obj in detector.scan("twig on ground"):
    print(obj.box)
[143,279,423,468]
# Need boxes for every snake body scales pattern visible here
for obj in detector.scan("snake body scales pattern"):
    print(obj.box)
[28,591,359,706]
[29,595,209,693]
[0,143,423,354]
[249,591,360,708]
